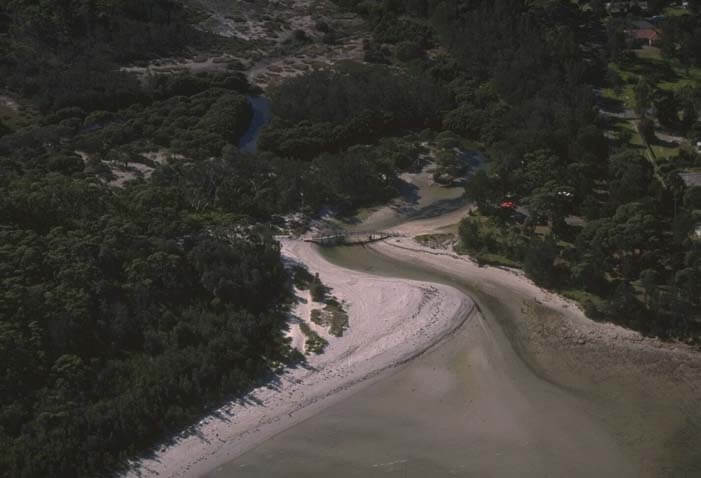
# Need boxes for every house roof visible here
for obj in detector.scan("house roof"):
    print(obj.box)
[632,29,659,40]
[631,20,655,30]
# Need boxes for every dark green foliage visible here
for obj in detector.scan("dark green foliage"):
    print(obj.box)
[608,151,654,206]
[638,117,656,144]
[684,186,701,209]
[260,62,451,160]
[292,264,315,290]
[299,322,328,354]
[309,299,348,337]
[523,235,559,288]
[1,3,700,477]
[396,40,424,61]
[660,13,701,68]
[0,0,210,112]
[375,0,701,340]
[373,17,433,47]
[309,273,328,302]
[0,169,291,478]
[459,217,488,251]
[324,301,349,337]
[458,214,528,265]
[297,269,348,337]
[310,309,324,326]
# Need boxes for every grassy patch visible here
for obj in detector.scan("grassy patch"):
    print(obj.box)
[601,85,635,110]
[292,265,328,301]
[457,212,529,266]
[617,46,701,93]
[658,64,701,92]
[415,232,455,249]
[562,289,606,306]
[324,300,349,337]
[299,322,328,354]
[664,6,690,16]
[650,142,679,161]
[472,252,521,268]
[635,47,662,61]
[562,289,608,319]
[310,298,349,337]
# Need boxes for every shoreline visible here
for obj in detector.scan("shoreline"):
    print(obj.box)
[366,236,701,477]
[125,240,473,478]
[126,205,701,478]
[373,235,701,364]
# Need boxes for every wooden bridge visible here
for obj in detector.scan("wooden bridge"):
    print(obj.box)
[303,230,403,246]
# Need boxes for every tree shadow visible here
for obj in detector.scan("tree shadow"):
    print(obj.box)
[407,195,469,221]
[651,136,679,149]
[620,53,680,85]
[598,93,626,114]
[335,178,421,225]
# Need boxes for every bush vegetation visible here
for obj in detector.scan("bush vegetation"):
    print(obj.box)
[334,0,701,341]
[3,1,701,476]
[299,322,328,354]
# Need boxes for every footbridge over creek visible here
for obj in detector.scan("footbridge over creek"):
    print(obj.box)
[302,231,404,246]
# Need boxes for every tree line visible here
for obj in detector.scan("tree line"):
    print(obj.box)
[335,0,701,341]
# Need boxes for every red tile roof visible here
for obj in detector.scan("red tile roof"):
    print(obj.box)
[632,29,658,41]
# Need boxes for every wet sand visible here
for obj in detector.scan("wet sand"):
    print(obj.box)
[206,227,700,477]
[124,240,472,478]
[205,244,637,477]
[367,237,701,478]
[128,160,700,478]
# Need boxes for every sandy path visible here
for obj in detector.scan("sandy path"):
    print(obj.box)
[125,240,473,478]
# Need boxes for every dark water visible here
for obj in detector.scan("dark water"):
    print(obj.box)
[238,96,271,153]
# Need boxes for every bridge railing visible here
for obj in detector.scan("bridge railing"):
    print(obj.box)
[303,231,403,245]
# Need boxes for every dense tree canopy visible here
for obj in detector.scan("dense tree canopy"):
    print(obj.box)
[260,62,452,159]
[0,167,292,477]
[2,0,701,476]
[329,0,701,340]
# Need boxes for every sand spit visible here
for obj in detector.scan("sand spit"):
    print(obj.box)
[125,240,473,478]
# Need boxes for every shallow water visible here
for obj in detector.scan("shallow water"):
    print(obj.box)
[204,245,639,478]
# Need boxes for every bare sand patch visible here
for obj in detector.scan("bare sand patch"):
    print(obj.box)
[124,240,473,478]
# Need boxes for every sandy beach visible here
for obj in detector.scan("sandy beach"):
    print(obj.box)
[363,230,701,476]
[125,240,473,478]
[126,194,700,478]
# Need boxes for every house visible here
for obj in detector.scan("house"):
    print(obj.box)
[631,28,659,46]
[680,171,701,187]
[626,20,660,47]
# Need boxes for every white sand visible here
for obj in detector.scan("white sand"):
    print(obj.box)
[125,239,473,478]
